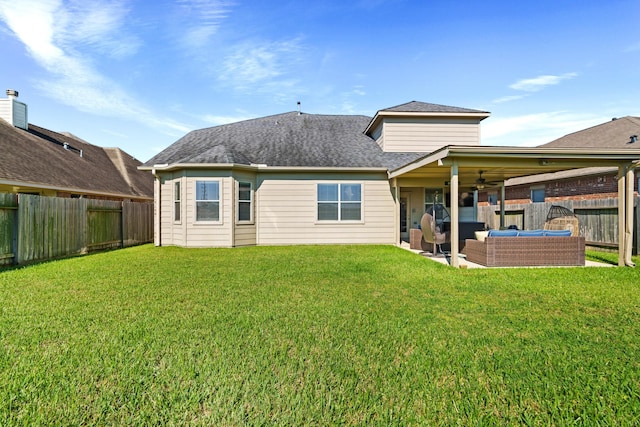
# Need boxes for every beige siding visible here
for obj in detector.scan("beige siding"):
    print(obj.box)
[232,171,257,246]
[370,123,383,149]
[0,99,10,125]
[158,171,234,247]
[183,171,233,247]
[158,173,178,246]
[256,172,396,245]
[0,98,28,129]
[235,225,257,246]
[380,117,481,152]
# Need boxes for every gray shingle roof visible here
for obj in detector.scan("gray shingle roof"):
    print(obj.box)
[380,101,490,114]
[0,120,153,199]
[145,111,424,169]
[540,116,640,149]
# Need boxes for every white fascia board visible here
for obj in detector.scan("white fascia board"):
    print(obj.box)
[141,163,246,172]
[142,163,388,174]
[256,166,388,173]
[388,146,452,178]
[388,145,640,178]
[364,111,491,135]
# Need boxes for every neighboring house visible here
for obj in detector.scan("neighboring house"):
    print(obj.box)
[141,101,489,247]
[480,116,640,205]
[0,90,153,201]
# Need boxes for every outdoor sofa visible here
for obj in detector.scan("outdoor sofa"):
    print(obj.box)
[463,229,585,267]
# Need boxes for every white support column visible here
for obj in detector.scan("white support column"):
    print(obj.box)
[500,183,506,229]
[618,166,626,266]
[450,162,460,268]
[152,169,161,246]
[625,166,635,266]
[393,179,400,246]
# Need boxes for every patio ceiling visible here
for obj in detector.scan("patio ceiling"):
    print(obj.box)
[389,145,640,185]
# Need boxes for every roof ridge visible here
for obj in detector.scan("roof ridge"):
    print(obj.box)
[104,147,134,189]
[624,116,640,127]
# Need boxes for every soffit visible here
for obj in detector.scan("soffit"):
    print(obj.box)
[389,145,640,188]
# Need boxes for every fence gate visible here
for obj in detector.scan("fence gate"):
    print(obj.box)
[0,193,18,266]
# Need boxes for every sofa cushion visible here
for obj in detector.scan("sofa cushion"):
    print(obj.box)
[543,229,572,236]
[517,230,544,237]
[474,230,489,242]
[487,229,518,237]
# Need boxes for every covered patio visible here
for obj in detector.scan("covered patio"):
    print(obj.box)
[390,145,640,267]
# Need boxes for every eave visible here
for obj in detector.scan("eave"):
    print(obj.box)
[364,110,491,136]
[388,145,640,185]
[142,163,388,174]
[0,178,153,201]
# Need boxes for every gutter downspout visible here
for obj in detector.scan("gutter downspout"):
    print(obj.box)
[152,168,161,247]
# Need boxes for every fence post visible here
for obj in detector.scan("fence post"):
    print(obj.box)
[12,196,19,265]
[120,201,125,248]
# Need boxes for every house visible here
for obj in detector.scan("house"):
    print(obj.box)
[480,116,640,206]
[141,101,640,267]
[141,101,489,247]
[0,90,153,201]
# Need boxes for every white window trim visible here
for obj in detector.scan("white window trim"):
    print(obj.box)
[173,180,181,224]
[194,179,223,224]
[316,181,364,224]
[236,181,254,224]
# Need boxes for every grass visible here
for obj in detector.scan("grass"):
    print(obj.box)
[1,244,639,425]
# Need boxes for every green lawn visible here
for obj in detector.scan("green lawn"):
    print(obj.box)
[1,245,639,425]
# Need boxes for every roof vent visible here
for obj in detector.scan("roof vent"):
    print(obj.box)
[630,135,638,144]
[6,89,18,98]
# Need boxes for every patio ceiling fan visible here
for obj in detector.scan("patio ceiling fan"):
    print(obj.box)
[473,170,499,190]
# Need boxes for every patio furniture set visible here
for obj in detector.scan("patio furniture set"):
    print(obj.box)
[412,205,585,267]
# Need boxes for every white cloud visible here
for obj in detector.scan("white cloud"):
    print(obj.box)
[219,38,305,91]
[491,94,527,104]
[175,0,232,49]
[482,111,607,147]
[509,73,578,93]
[0,0,190,135]
[59,0,140,58]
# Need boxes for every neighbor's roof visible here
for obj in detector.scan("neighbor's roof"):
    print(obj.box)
[143,111,423,170]
[506,116,640,186]
[540,116,640,149]
[0,120,153,199]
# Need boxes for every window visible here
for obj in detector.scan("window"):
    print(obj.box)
[488,192,498,206]
[317,183,361,221]
[424,188,444,211]
[237,181,252,222]
[195,180,220,222]
[531,187,545,203]
[174,181,181,222]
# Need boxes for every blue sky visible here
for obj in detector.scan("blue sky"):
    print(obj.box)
[1,0,639,162]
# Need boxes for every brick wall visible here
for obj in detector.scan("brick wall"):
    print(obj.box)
[478,171,639,206]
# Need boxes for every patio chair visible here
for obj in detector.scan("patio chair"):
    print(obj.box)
[543,205,579,236]
[420,211,450,255]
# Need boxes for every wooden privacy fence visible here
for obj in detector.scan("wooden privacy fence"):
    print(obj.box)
[0,193,153,266]
[477,197,639,254]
